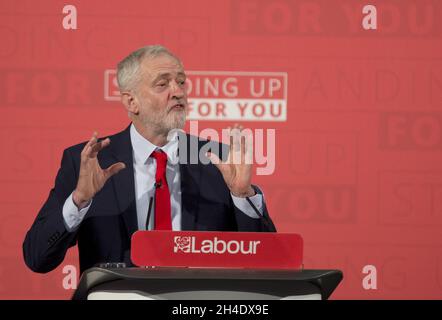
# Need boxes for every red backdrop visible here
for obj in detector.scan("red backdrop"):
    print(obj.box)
[1,0,441,299]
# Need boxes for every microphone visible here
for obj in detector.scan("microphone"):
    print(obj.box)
[246,197,276,231]
[146,196,154,230]
[147,181,162,230]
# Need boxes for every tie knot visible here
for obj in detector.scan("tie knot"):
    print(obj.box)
[151,150,168,166]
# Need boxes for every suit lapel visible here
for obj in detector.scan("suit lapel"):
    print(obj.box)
[107,125,138,238]
[179,134,201,230]
[179,163,200,230]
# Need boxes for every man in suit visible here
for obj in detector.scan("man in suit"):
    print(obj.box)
[23,45,276,275]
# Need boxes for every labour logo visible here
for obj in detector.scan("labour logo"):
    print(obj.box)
[174,236,192,253]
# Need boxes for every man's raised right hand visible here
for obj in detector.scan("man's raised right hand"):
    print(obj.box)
[72,132,126,209]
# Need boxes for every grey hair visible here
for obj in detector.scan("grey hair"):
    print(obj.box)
[116,45,182,92]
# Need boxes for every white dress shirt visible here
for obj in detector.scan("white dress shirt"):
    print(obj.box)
[62,124,264,232]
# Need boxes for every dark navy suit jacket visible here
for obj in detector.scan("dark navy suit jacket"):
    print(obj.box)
[23,125,276,274]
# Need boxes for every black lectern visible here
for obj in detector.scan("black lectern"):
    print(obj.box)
[72,267,343,300]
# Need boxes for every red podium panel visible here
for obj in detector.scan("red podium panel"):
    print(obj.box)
[131,231,303,269]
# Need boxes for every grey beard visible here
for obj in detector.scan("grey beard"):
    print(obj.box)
[143,111,186,136]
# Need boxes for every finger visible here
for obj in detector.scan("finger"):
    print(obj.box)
[241,135,246,159]
[232,123,240,139]
[206,151,222,166]
[233,134,245,165]
[87,132,99,148]
[233,123,244,136]
[92,137,110,149]
[90,138,111,156]
[245,133,253,164]
[104,162,126,179]
[231,128,241,152]
[236,123,244,131]
[82,132,98,155]
[223,126,231,145]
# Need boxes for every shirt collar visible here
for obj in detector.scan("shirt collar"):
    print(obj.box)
[130,123,179,165]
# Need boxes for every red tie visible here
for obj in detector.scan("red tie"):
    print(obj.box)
[151,150,172,230]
